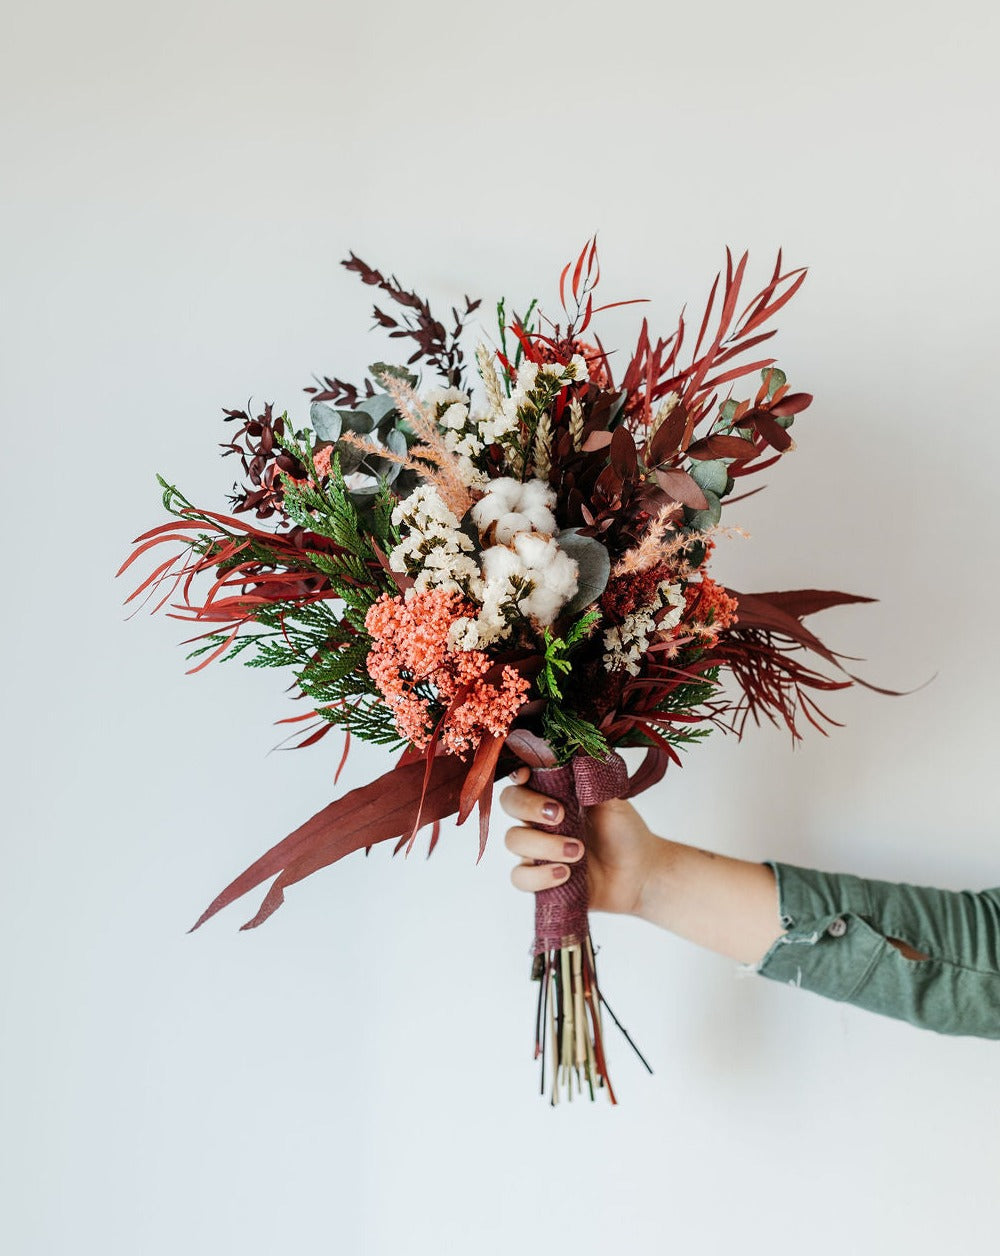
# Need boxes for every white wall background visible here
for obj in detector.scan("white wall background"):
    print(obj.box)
[4,1,1000,1252]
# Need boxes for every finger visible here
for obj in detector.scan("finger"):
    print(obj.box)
[504,825,583,863]
[497,784,565,827]
[511,861,572,894]
[508,766,530,785]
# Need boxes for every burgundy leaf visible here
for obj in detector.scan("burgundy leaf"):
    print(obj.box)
[770,392,813,417]
[743,410,794,452]
[458,734,505,825]
[686,434,757,461]
[191,756,469,931]
[654,468,709,510]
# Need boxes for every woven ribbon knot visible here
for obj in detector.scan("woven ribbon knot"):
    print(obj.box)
[529,751,629,955]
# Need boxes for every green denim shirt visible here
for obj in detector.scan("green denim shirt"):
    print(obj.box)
[757,862,1000,1038]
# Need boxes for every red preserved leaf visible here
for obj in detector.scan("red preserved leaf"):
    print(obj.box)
[770,392,813,417]
[743,411,794,452]
[654,468,709,510]
[458,733,505,824]
[610,426,638,477]
[749,588,876,618]
[686,434,757,461]
[190,755,469,931]
[647,402,688,464]
[505,729,557,768]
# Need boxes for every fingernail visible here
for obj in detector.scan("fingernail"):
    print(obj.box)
[552,865,569,881]
[541,802,561,822]
[563,840,582,859]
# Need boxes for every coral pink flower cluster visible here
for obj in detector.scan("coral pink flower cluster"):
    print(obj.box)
[364,589,530,755]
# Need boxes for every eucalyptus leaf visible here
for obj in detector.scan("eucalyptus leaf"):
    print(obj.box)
[338,408,376,436]
[363,455,402,483]
[719,398,740,425]
[686,490,722,530]
[309,402,342,442]
[357,393,397,426]
[370,361,418,391]
[383,428,408,458]
[689,458,728,496]
[376,414,404,444]
[333,440,367,474]
[361,431,406,482]
[762,366,786,399]
[557,528,612,615]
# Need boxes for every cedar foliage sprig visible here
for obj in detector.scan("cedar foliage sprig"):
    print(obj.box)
[537,611,608,763]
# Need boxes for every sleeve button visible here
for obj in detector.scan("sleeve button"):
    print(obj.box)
[827,917,848,938]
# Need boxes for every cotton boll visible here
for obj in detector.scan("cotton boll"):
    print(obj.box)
[518,479,553,512]
[516,479,557,534]
[470,477,557,541]
[510,533,579,626]
[491,478,525,508]
[494,512,537,543]
[470,495,503,533]
[510,531,552,568]
[480,543,522,587]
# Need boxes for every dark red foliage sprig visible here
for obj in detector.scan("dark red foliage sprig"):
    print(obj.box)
[339,252,482,387]
[220,403,308,521]
[118,508,353,671]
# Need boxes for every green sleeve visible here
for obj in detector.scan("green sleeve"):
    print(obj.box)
[756,861,1000,1038]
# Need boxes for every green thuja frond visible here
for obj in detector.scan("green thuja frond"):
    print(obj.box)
[542,706,609,765]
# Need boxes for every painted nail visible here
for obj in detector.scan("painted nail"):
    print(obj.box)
[541,802,561,822]
[552,865,569,881]
[563,840,582,859]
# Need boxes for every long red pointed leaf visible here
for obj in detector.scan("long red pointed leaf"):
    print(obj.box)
[749,588,876,618]
[190,755,468,931]
[458,733,505,824]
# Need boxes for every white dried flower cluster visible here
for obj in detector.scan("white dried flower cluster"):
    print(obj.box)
[423,385,489,488]
[603,580,685,676]
[389,485,481,597]
[472,352,589,452]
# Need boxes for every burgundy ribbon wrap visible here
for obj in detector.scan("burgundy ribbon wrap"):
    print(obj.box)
[528,751,629,955]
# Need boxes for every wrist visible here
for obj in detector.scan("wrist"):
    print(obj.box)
[631,834,678,926]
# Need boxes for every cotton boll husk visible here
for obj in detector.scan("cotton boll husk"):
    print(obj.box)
[493,512,534,543]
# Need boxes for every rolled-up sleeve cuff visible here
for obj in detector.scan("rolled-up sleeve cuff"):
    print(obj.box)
[756,861,888,1003]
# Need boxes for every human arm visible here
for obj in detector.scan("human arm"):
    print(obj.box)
[500,769,1000,1040]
